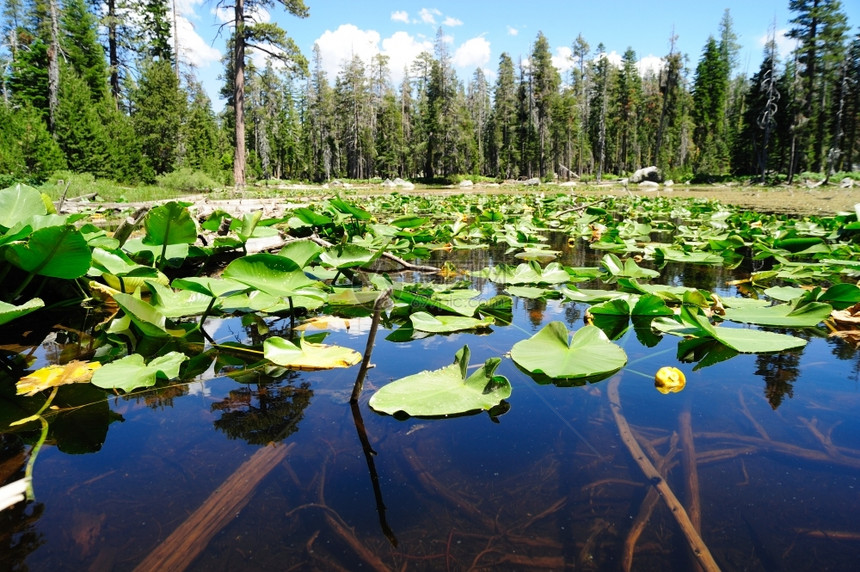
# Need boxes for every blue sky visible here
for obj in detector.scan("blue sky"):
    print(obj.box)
[173,0,860,110]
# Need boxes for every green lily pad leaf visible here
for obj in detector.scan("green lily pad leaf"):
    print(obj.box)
[818,283,860,310]
[146,281,214,318]
[515,249,559,262]
[0,184,46,229]
[409,311,493,333]
[763,286,807,302]
[472,261,570,285]
[172,276,250,298]
[112,292,184,338]
[222,253,326,302]
[510,322,627,379]
[91,351,188,392]
[0,298,44,326]
[559,286,621,304]
[143,201,198,246]
[504,286,561,299]
[654,247,725,265]
[5,224,91,278]
[600,253,660,279]
[278,240,324,268]
[368,345,511,417]
[263,336,361,370]
[722,299,832,328]
[390,215,429,228]
[653,307,806,352]
[588,294,672,317]
[319,244,379,269]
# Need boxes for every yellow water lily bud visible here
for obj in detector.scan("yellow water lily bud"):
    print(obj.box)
[654,366,686,394]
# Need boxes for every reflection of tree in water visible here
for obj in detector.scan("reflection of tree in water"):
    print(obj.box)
[828,336,860,382]
[754,350,801,409]
[525,298,547,328]
[211,376,313,445]
[0,435,45,571]
[564,303,582,328]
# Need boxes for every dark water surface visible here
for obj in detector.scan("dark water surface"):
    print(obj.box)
[3,238,860,571]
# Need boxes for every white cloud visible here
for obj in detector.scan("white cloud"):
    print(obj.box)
[312,26,433,86]
[314,24,381,77]
[507,26,518,36]
[169,0,221,70]
[391,10,409,24]
[453,36,491,70]
[382,31,434,83]
[419,8,441,25]
[758,28,798,59]
[552,46,573,75]
[175,16,222,68]
[443,17,463,27]
[637,55,664,76]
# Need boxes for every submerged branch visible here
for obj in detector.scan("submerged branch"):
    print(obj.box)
[608,376,720,572]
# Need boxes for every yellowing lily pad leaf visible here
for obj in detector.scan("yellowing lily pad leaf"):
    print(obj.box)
[368,345,511,417]
[263,336,361,370]
[17,360,101,396]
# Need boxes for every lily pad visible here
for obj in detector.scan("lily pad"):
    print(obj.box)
[721,299,832,328]
[0,298,44,326]
[263,336,361,370]
[653,307,807,353]
[368,345,511,417]
[510,322,627,379]
[409,311,493,333]
[91,352,188,392]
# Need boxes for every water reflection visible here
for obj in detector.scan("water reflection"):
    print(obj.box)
[212,376,313,445]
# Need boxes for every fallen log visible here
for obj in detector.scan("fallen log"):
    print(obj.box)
[133,442,292,572]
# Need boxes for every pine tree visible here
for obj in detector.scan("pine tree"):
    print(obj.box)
[530,32,559,178]
[131,57,183,175]
[614,47,642,173]
[692,36,730,175]
[788,0,850,173]
[572,34,591,175]
[61,0,108,101]
[219,0,309,188]
[0,101,65,182]
[488,52,518,178]
[589,43,610,182]
[54,68,111,175]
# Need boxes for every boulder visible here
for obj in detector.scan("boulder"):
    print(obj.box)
[841,177,854,189]
[392,177,415,189]
[664,180,674,187]
[631,166,661,183]
[459,179,474,188]
[523,177,541,186]
[638,181,660,190]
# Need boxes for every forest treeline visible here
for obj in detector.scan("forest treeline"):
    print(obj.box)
[1,0,858,189]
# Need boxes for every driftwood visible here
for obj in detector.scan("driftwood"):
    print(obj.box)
[133,442,292,572]
[679,409,702,534]
[607,377,720,572]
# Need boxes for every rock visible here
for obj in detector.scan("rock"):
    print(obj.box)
[459,179,474,188]
[381,179,396,188]
[559,181,578,187]
[664,180,674,187]
[391,177,415,189]
[330,179,345,187]
[631,166,661,183]
[523,177,541,186]
[638,181,660,190]
[841,177,854,189]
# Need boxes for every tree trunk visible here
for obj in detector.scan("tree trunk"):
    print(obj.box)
[233,0,247,188]
[107,0,120,102]
[47,0,60,132]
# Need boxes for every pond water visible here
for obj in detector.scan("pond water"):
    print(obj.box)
[3,235,860,571]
